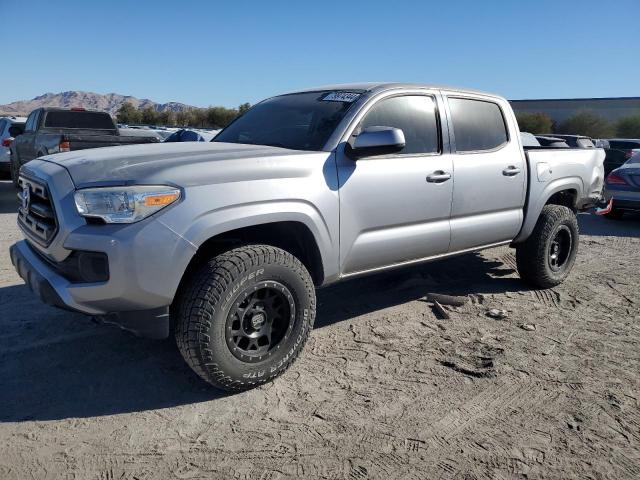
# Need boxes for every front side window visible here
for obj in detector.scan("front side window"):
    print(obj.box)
[358,95,440,154]
[449,98,508,152]
[214,91,360,151]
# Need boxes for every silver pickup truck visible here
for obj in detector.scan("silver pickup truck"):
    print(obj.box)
[10,83,604,391]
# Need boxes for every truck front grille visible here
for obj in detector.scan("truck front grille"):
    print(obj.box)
[17,176,59,246]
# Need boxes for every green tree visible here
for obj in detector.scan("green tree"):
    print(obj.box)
[238,102,251,114]
[616,114,640,138]
[515,112,553,134]
[140,107,158,125]
[556,111,614,138]
[116,102,141,124]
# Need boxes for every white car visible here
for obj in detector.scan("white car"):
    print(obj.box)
[0,116,26,177]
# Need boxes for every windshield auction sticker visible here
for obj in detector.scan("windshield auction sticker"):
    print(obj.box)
[322,92,361,102]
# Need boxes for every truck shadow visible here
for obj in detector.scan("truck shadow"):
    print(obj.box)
[0,252,522,422]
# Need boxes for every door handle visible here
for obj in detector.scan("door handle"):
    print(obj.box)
[426,171,451,183]
[502,166,521,176]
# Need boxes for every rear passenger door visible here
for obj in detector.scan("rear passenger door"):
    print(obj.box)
[444,94,526,251]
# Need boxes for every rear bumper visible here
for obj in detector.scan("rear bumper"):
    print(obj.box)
[611,198,640,211]
[604,189,640,211]
[10,240,171,339]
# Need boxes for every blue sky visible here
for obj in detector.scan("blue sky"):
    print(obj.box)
[1,0,638,107]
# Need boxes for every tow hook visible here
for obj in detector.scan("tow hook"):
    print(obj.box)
[595,198,613,216]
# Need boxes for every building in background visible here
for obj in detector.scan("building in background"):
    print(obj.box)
[510,97,640,124]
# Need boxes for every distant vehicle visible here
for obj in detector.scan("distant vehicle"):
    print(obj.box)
[602,138,640,176]
[0,116,26,178]
[119,127,165,141]
[164,128,219,142]
[536,136,570,148]
[602,151,640,219]
[9,107,160,187]
[541,134,595,149]
[593,139,609,149]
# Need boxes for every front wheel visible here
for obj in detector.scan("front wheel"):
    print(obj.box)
[174,245,316,391]
[516,205,579,289]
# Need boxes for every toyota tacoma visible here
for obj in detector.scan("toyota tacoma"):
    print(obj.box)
[10,83,605,391]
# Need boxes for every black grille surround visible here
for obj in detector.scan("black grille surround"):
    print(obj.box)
[17,176,59,247]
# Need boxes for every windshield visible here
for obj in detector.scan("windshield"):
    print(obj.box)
[213,91,361,151]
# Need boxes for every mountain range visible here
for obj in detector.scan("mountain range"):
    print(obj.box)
[0,91,197,117]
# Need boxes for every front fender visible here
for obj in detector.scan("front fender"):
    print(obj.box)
[162,197,340,284]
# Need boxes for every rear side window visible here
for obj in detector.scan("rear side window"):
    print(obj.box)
[449,98,508,152]
[44,111,115,129]
[359,95,440,154]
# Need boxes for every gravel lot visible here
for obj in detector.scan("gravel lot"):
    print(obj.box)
[0,178,639,479]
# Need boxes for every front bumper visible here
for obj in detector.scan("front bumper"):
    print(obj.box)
[10,240,173,339]
[11,160,197,339]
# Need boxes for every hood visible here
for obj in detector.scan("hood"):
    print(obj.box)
[41,142,321,187]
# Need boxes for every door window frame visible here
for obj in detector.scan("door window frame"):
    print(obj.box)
[340,89,449,159]
[443,94,511,155]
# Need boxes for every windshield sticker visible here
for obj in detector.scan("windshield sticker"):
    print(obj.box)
[322,92,361,103]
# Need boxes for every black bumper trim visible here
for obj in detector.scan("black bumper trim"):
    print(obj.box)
[10,243,72,311]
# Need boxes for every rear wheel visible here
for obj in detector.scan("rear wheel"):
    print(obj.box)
[174,245,316,391]
[516,205,579,289]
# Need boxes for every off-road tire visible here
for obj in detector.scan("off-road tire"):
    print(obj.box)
[516,205,579,289]
[174,245,316,391]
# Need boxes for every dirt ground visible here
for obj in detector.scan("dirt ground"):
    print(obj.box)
[0,178,639,479]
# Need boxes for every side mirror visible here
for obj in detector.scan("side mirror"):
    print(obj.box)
[8,125,24,137]
[348,126,405,158]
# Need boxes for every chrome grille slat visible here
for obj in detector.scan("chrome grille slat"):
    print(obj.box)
[17,176,59,247]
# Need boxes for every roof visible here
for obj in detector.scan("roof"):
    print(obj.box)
[284,82,500,98]
[511,96,640,102]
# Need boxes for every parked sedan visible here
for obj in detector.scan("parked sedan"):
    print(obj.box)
[603,138,640,176]
[602,152,640,219]
[164,128,219,142]
[0,116,26,177]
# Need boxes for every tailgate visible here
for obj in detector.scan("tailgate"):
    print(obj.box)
[67,134,159,151]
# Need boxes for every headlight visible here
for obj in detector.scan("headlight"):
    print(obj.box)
[74,185,181,223]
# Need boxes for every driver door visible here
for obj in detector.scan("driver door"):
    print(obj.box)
[337,92,454,275]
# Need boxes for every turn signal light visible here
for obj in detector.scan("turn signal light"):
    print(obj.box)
[144,192,180,207]
[59,140,71,152]
[1,138,11,147]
